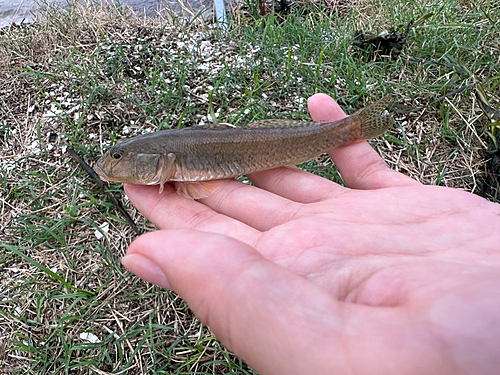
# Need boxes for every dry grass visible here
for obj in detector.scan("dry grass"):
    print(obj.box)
[0,0,499,373]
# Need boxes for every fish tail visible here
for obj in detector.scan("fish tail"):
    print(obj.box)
[353,96,394,139]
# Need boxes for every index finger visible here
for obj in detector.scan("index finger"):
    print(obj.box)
[124,183,261,245]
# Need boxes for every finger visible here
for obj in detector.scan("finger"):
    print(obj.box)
[126,180,303,233]
[122,229,350,374]
[329,142,419,189]
[247,166,348,203]
[308,94,419,189]
[198,178,305,231]
[124,183,260,245]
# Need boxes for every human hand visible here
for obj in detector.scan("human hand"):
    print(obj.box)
[121,94,500,375]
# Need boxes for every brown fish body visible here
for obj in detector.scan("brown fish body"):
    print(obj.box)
[111,116,363,181]
[94,97,393,198]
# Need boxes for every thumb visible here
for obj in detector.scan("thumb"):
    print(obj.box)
[121,229,348,375]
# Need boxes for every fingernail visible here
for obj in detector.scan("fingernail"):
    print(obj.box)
[121,253,171,289]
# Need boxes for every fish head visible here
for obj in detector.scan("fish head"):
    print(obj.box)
[94,143,163,185]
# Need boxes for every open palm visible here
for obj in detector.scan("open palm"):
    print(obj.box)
[122,94,500,375]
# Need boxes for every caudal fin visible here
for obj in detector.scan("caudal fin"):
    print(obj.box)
[352,96,394,139]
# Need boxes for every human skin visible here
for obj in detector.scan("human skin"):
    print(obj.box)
[121,94,500,375]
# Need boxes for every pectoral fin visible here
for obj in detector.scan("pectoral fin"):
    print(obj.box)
[158,153,177,194]
[174,179,231,199]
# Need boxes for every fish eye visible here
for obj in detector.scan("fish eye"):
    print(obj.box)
[111,151,123,160]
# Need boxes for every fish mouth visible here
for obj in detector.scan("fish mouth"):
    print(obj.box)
[92,161,108,181]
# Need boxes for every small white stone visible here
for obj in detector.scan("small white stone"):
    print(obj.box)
[94,222,109,239]
[80,332,101,343]
[28,140,41,155]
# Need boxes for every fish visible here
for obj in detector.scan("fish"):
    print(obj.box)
[94,96,394,199]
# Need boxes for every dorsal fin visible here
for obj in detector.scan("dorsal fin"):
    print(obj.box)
[245,119,317,128]
[192,123,237,130]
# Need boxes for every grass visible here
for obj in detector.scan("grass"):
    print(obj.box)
[1,0,499,373]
